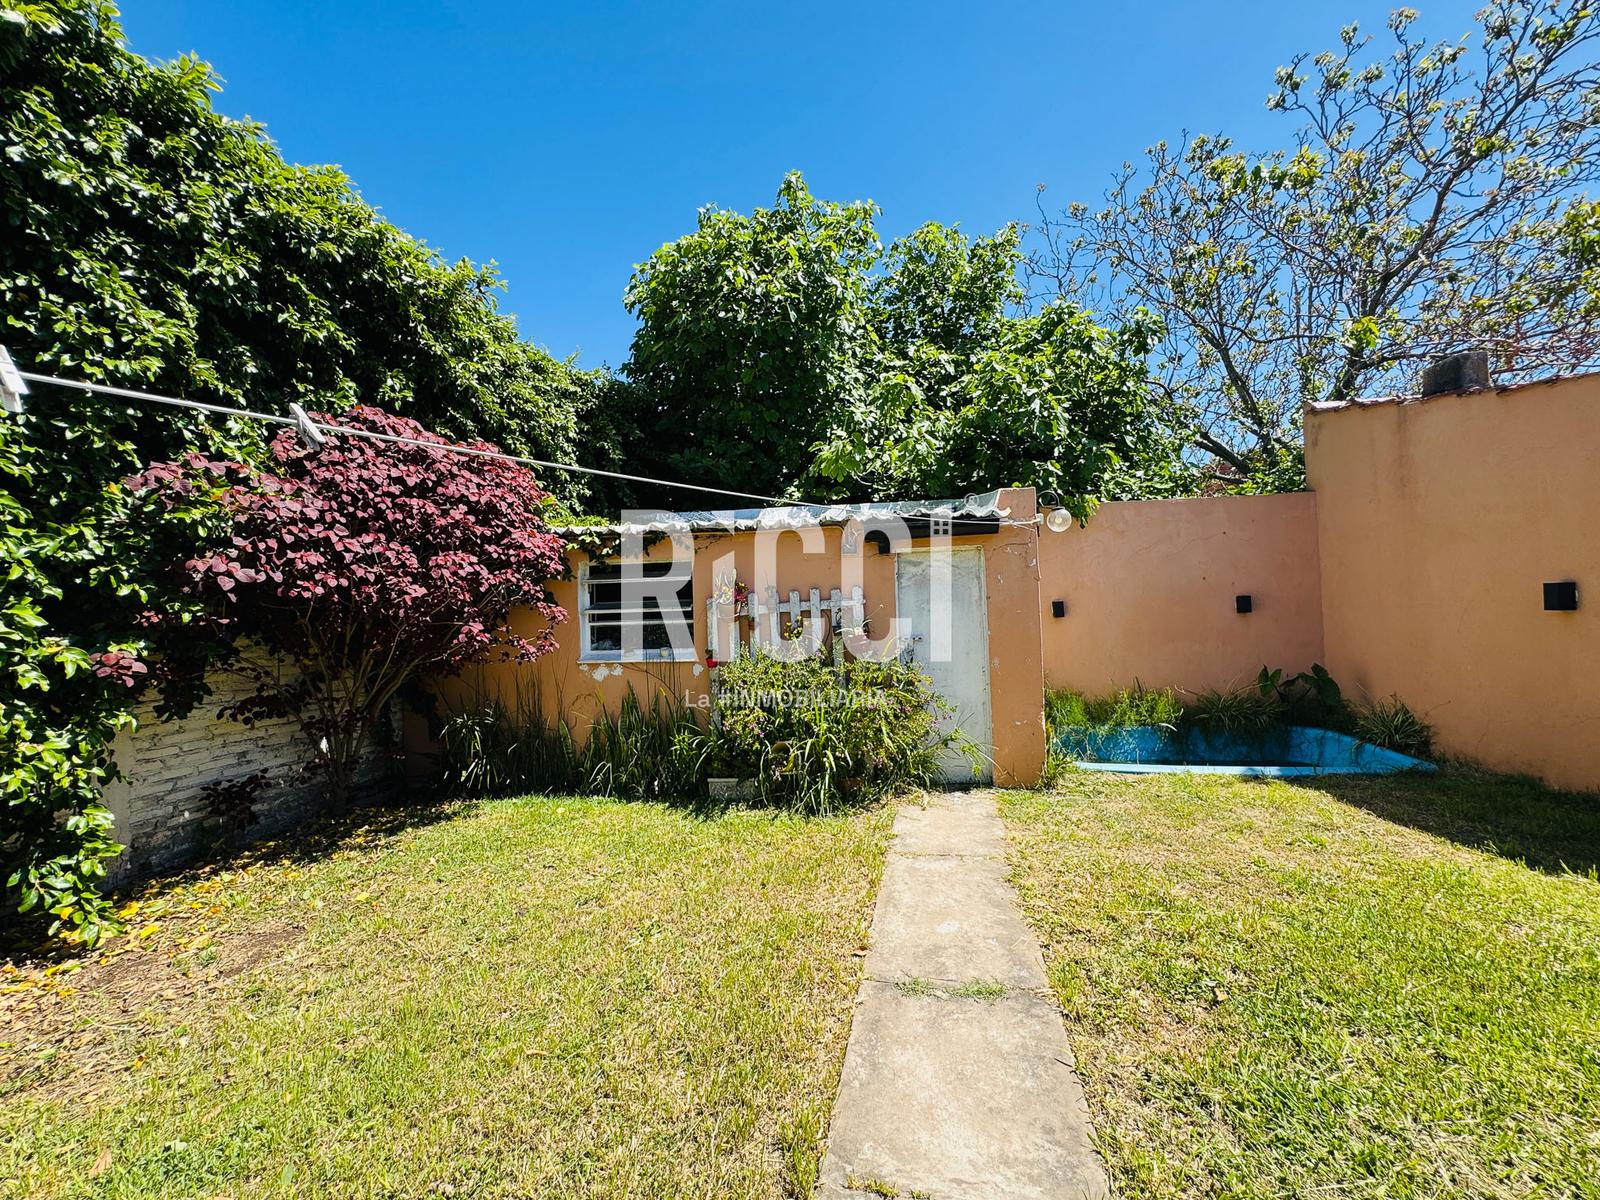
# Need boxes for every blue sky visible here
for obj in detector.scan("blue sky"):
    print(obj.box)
[122,1,1483,371]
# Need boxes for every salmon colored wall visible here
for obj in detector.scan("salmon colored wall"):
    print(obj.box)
[425,525,895,730]
[1037,493,1325,697]
[1306,376,1600,793]
[412,499,1047,786]
[972,488,1047,787]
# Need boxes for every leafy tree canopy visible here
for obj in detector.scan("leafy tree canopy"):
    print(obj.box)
[128,408,567,811]
[617,173,880,510]
[1030,0,1600,485]
[616,172,1182,514]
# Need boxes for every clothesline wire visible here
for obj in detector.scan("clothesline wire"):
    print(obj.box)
[11,365,1039,529]
[15,369,808,505]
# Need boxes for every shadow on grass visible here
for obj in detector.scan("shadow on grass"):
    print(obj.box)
[162,783,770,880]
[2,784,832,963]
[1308,766,1600,880]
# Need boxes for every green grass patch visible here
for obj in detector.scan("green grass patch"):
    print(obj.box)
[1,795,892,1199]
[1001,769,1600,1199]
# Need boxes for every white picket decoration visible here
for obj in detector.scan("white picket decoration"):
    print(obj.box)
[707,583,867,660]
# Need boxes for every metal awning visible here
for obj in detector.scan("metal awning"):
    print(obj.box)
[554,491,1014,536]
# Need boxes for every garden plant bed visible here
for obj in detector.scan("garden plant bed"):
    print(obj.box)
[1002,768,1600,1199]
[2,796,891,1199]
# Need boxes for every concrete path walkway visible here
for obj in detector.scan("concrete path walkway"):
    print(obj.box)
[817,791,1109,1200]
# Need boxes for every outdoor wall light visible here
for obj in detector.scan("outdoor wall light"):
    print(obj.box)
[1044,508,1074,534]
[1544,581,1579,611]
[1236,594,1253,614]
[1051,599,1066,619]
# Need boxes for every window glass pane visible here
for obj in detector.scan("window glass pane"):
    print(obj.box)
[587,615,622,651]
[584,561,694,658]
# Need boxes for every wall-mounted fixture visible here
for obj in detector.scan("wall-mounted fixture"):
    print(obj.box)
[1544,581,1579,611]
[1236,594,1253,614]
[1044,509,1074,534]
[1051,599,1066,619]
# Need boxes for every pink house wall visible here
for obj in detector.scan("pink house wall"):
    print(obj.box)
[1037,493,1325,698]
[1307,375,1600,793]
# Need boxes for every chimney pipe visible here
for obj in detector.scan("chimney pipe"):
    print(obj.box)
[1420,351,1491,397]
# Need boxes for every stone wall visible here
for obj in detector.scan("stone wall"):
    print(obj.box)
[100,659,400,883]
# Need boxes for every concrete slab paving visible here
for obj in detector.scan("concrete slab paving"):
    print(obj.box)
[865,852,1048,990]
[818,983,1107,1200]
[817,791,1109,1200]
[892,793,1007,858]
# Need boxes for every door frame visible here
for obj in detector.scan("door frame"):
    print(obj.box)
[893,545,994,784]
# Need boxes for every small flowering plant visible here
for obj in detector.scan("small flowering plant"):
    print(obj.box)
[711,572,751,611]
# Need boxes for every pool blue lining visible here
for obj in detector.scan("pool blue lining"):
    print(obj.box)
[1059,725,1436,776]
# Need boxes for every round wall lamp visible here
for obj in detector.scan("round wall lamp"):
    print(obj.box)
[1044,508,1074,534]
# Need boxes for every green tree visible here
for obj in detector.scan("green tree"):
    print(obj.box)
[623,175,1180,513]
[621,172,879,509]
[819,222,1190,514]
[1031,1,1600,485]
[0,0,588,941]
[818,304,1187,518]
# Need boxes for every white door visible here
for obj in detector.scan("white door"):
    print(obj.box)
[894,547,993,784]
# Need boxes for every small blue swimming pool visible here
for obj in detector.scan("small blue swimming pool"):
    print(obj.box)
[1058,725,1436,777]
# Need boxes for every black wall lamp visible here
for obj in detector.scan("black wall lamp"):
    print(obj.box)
[1236,594,1253,614]
[1051,599,1066,619]
[1544,581,1579,611]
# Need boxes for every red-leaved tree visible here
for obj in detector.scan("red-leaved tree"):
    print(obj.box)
[128,406,567,807]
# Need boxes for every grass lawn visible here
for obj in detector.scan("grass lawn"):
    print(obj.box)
[1002,768,1600,1200]
[1,795,891,1199]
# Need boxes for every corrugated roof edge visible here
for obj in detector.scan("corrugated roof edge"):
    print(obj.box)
[550,490,1014,536]
[1305,368,1600,413]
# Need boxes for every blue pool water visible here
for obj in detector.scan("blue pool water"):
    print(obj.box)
[1059,725,1436,777]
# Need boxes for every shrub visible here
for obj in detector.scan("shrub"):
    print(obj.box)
[1257,663,1351,730]
[1046,685,1182,734]
[1189,686,1283,735]
[130,407,567,810]
[1354,696,1433,758]
[711,653,961,814]
[439,686,702,802]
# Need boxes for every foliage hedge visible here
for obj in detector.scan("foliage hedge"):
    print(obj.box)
[0,1,593,941]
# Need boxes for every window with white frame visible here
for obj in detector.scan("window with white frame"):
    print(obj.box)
[578,560,696,661]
